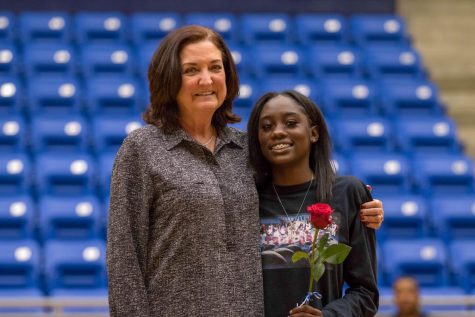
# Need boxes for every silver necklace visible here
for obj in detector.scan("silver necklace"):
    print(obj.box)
[197,134,215,147]
[272,177,314,221]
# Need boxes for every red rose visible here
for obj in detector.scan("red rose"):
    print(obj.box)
[307,203,333,229]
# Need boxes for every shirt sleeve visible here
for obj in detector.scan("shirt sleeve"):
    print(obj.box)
[322,177,379,317]
[106,136,153,317]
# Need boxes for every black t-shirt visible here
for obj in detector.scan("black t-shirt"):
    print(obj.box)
[259,176,379,317]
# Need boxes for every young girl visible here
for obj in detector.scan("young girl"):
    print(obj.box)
[248,91,378,317]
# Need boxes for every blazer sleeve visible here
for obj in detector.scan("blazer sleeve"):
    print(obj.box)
[106,136,153,317]
[322,177,379,317]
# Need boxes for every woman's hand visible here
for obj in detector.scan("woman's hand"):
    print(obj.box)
[289,304,323,317]
[360,199,384,230]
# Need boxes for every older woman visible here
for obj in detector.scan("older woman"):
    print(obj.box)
[106,25,383,317]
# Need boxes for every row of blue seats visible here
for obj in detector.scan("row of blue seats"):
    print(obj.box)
[1,238,475,294]
[2,192,475,242]
[0,12,409,47]
[0,42,425,80]
[0,115,462,155]
[1,152,473,197]
[1,77,445,117]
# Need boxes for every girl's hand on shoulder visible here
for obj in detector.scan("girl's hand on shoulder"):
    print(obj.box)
[360,198,384,230]
[289,304,323,317]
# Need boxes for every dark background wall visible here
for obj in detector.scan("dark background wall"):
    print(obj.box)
[0,0,395,14]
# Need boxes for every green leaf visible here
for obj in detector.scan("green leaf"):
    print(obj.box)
[317,233,329,253]
[312,261,325,282]
[321,244,352,265]
[291,251,309,263]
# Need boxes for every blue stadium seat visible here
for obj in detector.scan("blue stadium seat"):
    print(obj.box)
[376,194,428,240]
[39,196,101,241]
[252,44,304,79]
[0,12,15,42]
[228,44,252,77]
[350,14,409,47]
[0,195,34,239]
[85,76,141,115]
[262,78,320,104]
[240,13,292,45]
[0,154,30,195]
[44,240,106,294]
[450,240,475,292]
[0,115,27,152]
[382,239,448,287]
[27,77,81,114]
[230,106,252,131]
[395,117,462,155]
[295,14,347,45]
[0,43,19,75]
[331,152,350,176]
[75,12,127,44]
[23,43,76,77]
[0,240,40,290]
[98,152,116,198]
[30,115,89,153]
[379,79,443,117]
[19,12,71,43]
[35,153,95,196]
[321,79,378,117]
[136,43,157,78]
[0,76,22,114]
[334,117,393,154]
[92,116,143,154]
[130,13,181,45]
[185,13,238,43]
[80,44,134,77]
[233,77,261,109]
[351,153,411,195]
[431,195,475,241]
[306,45,362,79]
[364,46,425,80]
[413,154,475,196]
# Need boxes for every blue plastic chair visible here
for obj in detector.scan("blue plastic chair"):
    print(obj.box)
[394,117,461,155]
[0,240,40,290]
[30,114,89,153]
[23,43,76,77]
[376,194,428,240]
[450,240,475,292]
[0,154,30,195]
[233,76,261,109]
[75,12,127,44]
[130,12,181,45]
[379,79,443,117]
[35,153,95,196]
[19,12,71,43]
[136,43,158,79]
[431,195,475,241]
[85,76,141,116]
[0,12,15,42]
[412,154,475,196]
[350,153,411,195]
[185,13,238,43]
[38,195,101,241]
[321,79,378,118]
[364,46,425,80]
[0,195,35,239]
[382,239,448,287]
[306,45,362,79]
[295,14,347,45]
[0,76,22,114]
[240,13,292,45]
[228,44,253,78]
[350,14,409,47]
[0,115,27,152]
[92,116,143,154]
[252,44,305,79]
[43,240,107,294]
[80,43,134,77]
[261,78,320,104]
[0,43,19,76]
[27,77,81,115]
[334,116,393,154]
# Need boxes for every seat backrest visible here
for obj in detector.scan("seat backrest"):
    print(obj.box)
[19,12,71,43]
[0,115,27,152]
[184,13,238,43]
[295,14,347,45]
[130,12,181,45]
[0,153,30,195]
[27,77,81,115]
[240,13,292,45]
[0,195,35,239]
[0,240,40,289]
[75,12,127,44]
